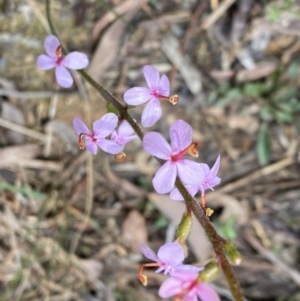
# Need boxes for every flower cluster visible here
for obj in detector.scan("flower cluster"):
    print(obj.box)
[37,37,223,300]
[139,242,220,301]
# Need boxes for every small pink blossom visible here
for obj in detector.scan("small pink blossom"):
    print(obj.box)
[37,35,89,88]
[124,65,175,127]
[139,243,200,276]
[73,113,123,155]
[143,120,205,194]
[159,271,220,301]
[110,120,138,147]
[170,156,221,201]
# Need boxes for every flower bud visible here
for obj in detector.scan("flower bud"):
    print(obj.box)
[224,241,242,265]
[176,210,192,245]
[198,260,219,283]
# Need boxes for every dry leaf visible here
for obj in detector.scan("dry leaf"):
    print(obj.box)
[78,258,103,283]
[122,210,147,253]
[228,115,259,134]
[161,34,202,95]
[147,193,211,261]
[206,193,248,226]
[1,102,25,144]
[0,144,40,167]
[92,0,148,41]
[88,2,145,81]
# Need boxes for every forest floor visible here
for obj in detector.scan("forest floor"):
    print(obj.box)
[1,0,300,300]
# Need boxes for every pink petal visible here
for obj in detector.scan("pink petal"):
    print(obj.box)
[196,284,220,301]
[93,113,118,138]
[55,65,73,88]
[158,278,183,298]
[85,139,97,155]
[153,161,177,194]
[169,188,184,201]
[143,132,172,160]
[170,120,193,152]
[210,177,221,187]
[157,242,184,266]
[158,74,170,96]
[174,265,203,274]
[139,244,158,262]
[209,155,221,178]
[97,139,124,154]
[200,163,210,178]
[182,295,197,301]
[63,52,89,70]
[44,35,60,57]
[177,161,206,187]
[141,99,162,127]
[118,121,134,137]
[36,55,56,70]
[73,117,90,135]
[170,185,198,201]
[143,65,160,90]
[124,87,151,105]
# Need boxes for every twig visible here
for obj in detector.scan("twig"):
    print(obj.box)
[243,229,300,286]
[0,117,45,141]
[0,89,57,99]
[218,156,295,194]
[202,0,237,29]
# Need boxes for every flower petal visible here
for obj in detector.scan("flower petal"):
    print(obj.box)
[124,87,151,105]
[55,65,73,88]
[73,117,90,135]
[139,244,158,262]
[93,113,118,138]
[209,155,221,179]
[158,278,183,298]
[44,35,60,57]
[169,185,198,201]
[158,74,170,96]
[143,132,171,159]
[97,139,124,154]
[177,160,205,186]
[118,121,134,136]
[174,264,203,274]
[169,188,184,201]
[170,120,193,152]
[63,52,89,69]
[157,242,184,266]
[210,176,221,188]
[85,139,97,155]
[143,65,160,90]
[196,284,220,301]
[141,99,162,127]
[153,161,177,194]
[36,55,56,70]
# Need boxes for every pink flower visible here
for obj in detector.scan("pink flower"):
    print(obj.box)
[139,243,200,276]
[170,156,221,201]
[37,35,89,88]
[110,120,138,147]
[124,65,177,128]
[143,120,205,194]
[73,113,123,155]
[159,271,220,301]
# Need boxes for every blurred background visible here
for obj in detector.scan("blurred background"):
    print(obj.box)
[1,0,300,300]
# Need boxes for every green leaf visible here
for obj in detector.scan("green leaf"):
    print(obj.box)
[257,122,270,166]
[243,83,266,97]
[207,91,218,105]
[216,89,242,107]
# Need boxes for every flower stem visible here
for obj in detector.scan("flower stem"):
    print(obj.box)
[45,1,244,299]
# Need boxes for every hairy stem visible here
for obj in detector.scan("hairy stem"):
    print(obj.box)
[45,1,244,299]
